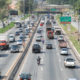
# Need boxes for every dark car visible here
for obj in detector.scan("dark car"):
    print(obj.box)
[46,43,53,49]
[15,31,20,36]
[10,45,19,53]
[19,34,25,40]
[32,44,41,53]
[37,29,42,34]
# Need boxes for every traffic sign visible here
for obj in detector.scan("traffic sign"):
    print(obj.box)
[60,16,71,24]
[50,8,56,11]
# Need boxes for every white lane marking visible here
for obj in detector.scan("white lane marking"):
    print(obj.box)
[61,68,63,71]
[59,59,61,62]
[41,67,43,71]
[41,58,44,62]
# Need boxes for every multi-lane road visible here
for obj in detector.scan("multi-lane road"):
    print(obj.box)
[0,17,32,78]
[0,14,80,80]
[15,15,80,80]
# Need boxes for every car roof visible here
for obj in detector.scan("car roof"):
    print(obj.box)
[65,57,74,60]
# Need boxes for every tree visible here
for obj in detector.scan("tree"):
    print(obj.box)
[0,0,9,28]
[19,0,36,14]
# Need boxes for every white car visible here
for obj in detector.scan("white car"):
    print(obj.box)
[64,57,75,68]
[36,37,41,42]
[58,35,64,41]
[17,39,23,45]
[9,33,15,42]
[60,48,68,55]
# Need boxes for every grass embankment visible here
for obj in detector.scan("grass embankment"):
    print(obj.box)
[21,14,31,20]
[56,15,80,53]
[0,22,14,33]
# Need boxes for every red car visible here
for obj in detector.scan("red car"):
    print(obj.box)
[40,23,44,26]
[0,40,9,50]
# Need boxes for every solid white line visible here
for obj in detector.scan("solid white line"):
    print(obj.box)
[41,58,44,62]
[61,68,63,71]
[59,59,61,62]
[41,67,43,71]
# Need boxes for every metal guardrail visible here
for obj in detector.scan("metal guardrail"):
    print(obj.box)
[7,17,41,80]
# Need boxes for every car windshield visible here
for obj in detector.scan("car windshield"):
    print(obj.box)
[34,44,40,48]
[18,40,22,42]
[0,41,6,43]
[11,45,18,49]
[62,48,67,51]
[9,36,13,38]
[66,58,74,62]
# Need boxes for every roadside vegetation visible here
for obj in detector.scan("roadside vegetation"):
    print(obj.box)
[21,14,31,20]
[56,15,80,54]
[0,22,14,33]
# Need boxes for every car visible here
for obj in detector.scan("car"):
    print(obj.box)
[58,35,64,41]
[9,33,15,42]
[60,48,68,55]
[37,34,43,38]
[19,73,31,80]
[40,23,43,26]
[15,31,20,36]
[19,34,25,40]
[17,39,23,45]
[0,40,9,50]
[64,57,75,68]
[10,44,19,53]
[36,37,41,42]
[46,43,53,49]
[37,29,42,34]
[19,28,23,32]
[32,44,41,53]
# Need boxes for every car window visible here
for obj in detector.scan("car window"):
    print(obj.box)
[66,58,74,62]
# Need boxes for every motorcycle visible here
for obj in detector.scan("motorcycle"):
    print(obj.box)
[37,57,41,65]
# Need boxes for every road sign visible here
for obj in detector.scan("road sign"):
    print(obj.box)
[9,10,18,15]
[60,16,71,24]
[50,8,56,11]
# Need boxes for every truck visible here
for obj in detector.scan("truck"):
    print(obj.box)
[0,35,9,50]
[47,31,54,39]
[59,40,67,48]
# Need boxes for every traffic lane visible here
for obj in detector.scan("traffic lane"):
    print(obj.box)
[0,17,30,71]
[15,24,43,80]
[54,35,80,80]
[15,19,46,79]
[0,34,30,76]
[36,22,63,80]
[44,32,65,80]
[45,17,80,80]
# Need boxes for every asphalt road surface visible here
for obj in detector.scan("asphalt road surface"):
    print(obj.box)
[0,18,30,76]
[16,16,80,80]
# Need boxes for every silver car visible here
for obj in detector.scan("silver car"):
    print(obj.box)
[60,48,68,55]
[17,39,23,45]
[64,57,75,68]
[10,45,19,53]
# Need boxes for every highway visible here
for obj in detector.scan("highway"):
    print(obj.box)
[0,17,33,78]
[15,15,80,80]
